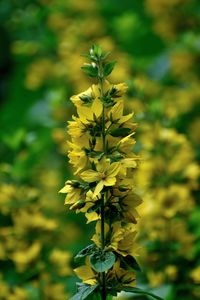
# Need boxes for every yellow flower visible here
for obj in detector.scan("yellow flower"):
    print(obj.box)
[74,258,97,285]
[190,266,200,284]
[108,260,136,288]
[92,221,110,248]
[68,117,86,138]
[70,85,95,107]
[59,180,81,205]
[85,211,100,223]
[147,271,165,288]
[49,249,71,276]
[12,210,57,231]
[7,287,28,300]
[118,158,138,176]
[0,276,9,298]
[120,193,142,223]
[155,184,194,218]
[111,82,128,97]
[83,190,101,223]
[68,142,88,174]
[110,223,140,257]
[80,158,120,195]
[85,189,100,203]
[108,100,133,124]
[11,242,41,272]
[43,282,67,300]
[77,98,103,124]
[117,132,137,154]
[71,81,111,106]
[92,221,140,259]
[164,265,177,281]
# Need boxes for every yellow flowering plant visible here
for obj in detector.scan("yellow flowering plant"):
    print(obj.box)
[60,45,162,300]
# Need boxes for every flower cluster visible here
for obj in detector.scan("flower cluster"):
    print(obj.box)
[60,46,161,300]
[136,125,199,284]
[0,164,73,300]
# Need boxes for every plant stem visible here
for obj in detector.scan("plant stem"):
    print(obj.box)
[98,59,107,300]
[101,202,106,300]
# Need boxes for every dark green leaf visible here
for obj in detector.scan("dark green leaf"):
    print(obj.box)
[121,255,141,272]
[79,94,93,104]
[70,200,86,211]
[118,185,130,192]
[122,286,163,300]
[107,287,118,297]
[75,244,96,261]
[109,153,124,163]
[70,284,98,300]
[87,151,104,159]
[109,127,131,137]
[90,251,116,272]
[85,291,101,300]
[81,65,98,77]
[103,61,116,76]
[105,205,120,223]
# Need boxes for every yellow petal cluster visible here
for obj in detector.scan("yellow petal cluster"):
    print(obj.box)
[60,57,143,293]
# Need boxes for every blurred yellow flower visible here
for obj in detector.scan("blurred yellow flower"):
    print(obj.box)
[49,249,71,276]
[11,242,41,272]
[147,271,165,288]
[7,287,28,300]
[190,266,200,284]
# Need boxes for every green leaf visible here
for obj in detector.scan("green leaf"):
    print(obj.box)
[81,53,92,60]
[85,291,102,300]
[81,65,98,77]
[122,286,163,300]
[86,150,104,160]
[101,51,111,60]
[103,61,116,76]
[75,244,96,261]
[109,153,124,163]
[109,127,131,137]
[118,185,130,192]
[92,44,102,58]
[120,255,141,272]
[106,295,113,300]
[70,284,98,300]
[90,251,116,273]
[3,128,26,150]
[79,94,93,104]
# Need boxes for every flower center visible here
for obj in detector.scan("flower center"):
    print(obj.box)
[99,172,106,180]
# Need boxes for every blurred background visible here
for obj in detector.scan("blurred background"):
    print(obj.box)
[0,0,200,299]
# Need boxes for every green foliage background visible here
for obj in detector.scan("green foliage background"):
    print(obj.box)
[0,0,199,299]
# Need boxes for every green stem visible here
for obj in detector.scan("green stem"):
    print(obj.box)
[101,202,106,300]
[101,196,105,250]
[98,59,107,300]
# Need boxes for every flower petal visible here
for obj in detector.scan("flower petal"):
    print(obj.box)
[80,169,100,182]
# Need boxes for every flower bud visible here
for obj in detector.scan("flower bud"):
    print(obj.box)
[70,200,85,211]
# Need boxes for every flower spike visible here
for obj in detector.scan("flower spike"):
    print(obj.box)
[60,45,163,300]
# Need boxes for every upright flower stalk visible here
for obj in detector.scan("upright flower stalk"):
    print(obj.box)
[60,45,162,300]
